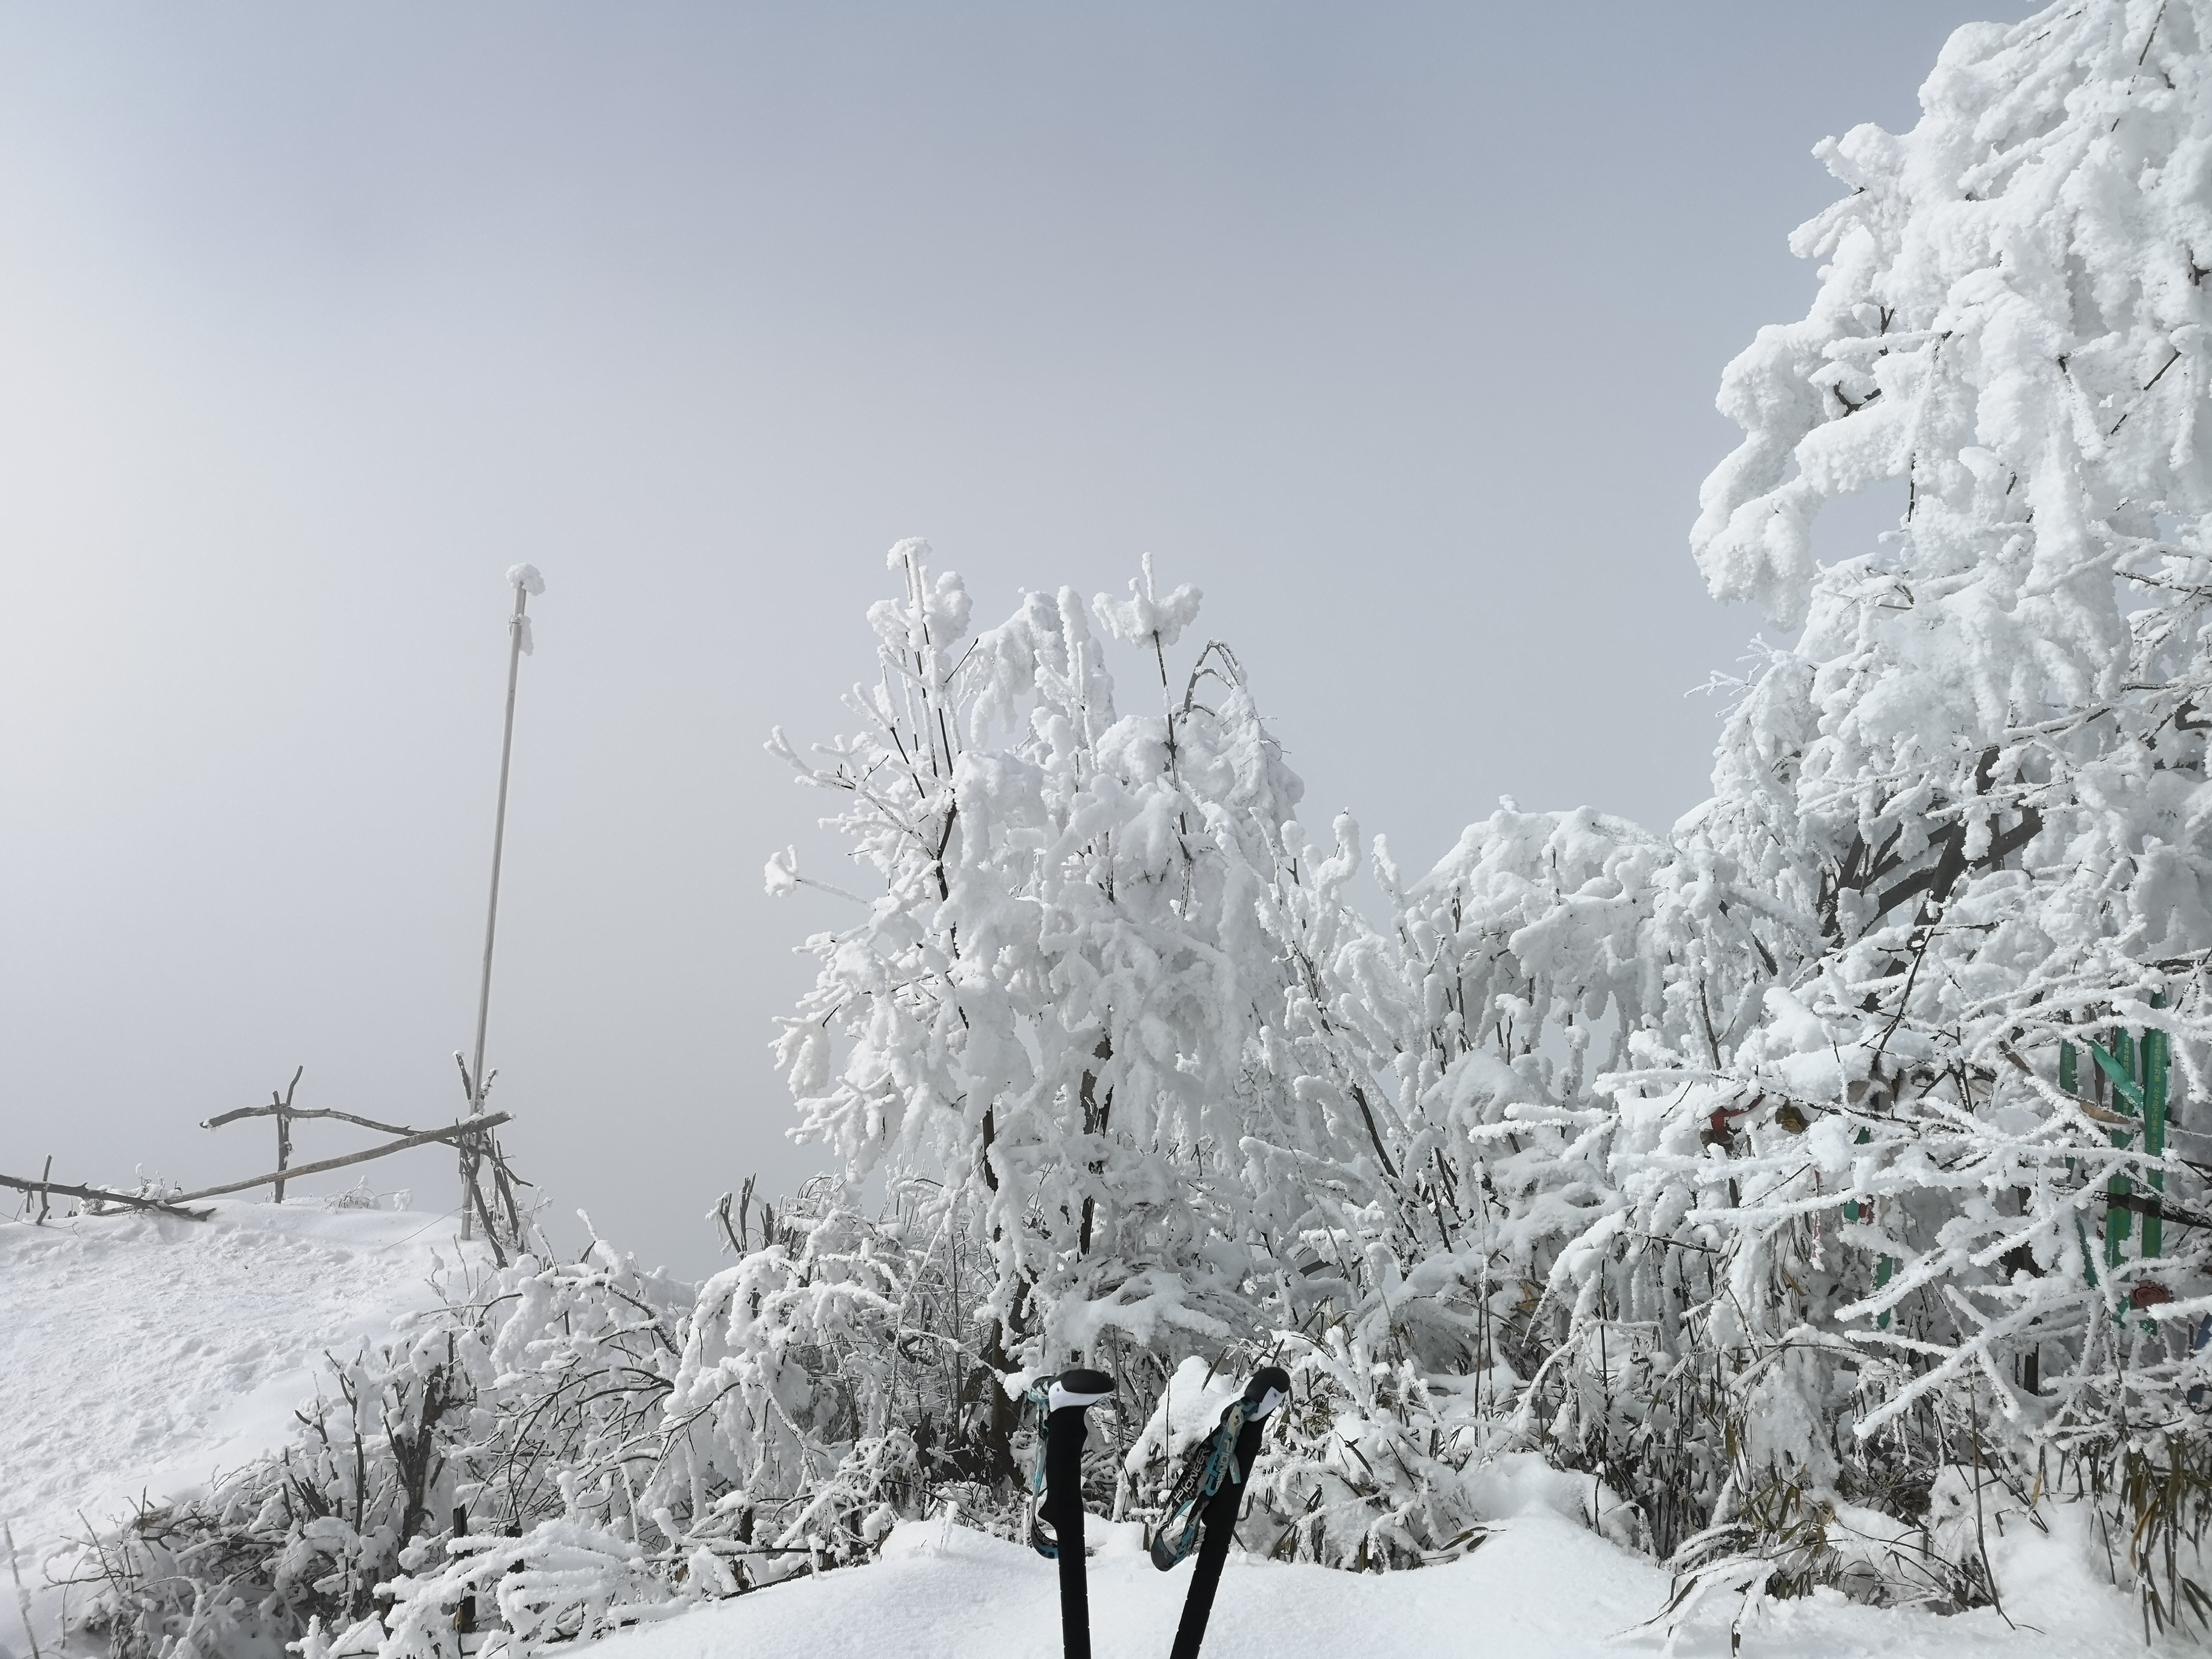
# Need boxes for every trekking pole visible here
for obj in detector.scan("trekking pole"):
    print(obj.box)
[1030,1369,1115,1659]
[1162,1366,1290,1659]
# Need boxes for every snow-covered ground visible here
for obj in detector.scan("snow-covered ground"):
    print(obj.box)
[0,1202,2163,1659]
[0,1200,466,1653]
[589,1510,2148,1659]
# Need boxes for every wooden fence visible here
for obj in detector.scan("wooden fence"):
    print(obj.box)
[4,1068,530,1259]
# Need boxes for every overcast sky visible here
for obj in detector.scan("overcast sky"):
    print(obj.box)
[0,2,1997,1275]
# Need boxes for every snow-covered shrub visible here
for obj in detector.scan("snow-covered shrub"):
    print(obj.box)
[655,1178,1017,1570]
[366,1519,682,1659]
[70,1335,475,1659]
[64,1184,1019,1659]
[1241,1335,1495,1571]
[67,1238,686,1659]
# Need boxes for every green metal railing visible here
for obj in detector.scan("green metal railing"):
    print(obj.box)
[2061,993,2170,1279]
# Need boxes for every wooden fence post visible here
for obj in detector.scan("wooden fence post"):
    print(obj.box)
[271,1065,303,1203]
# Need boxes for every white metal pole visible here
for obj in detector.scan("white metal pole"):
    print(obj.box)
[463,565,541,1239]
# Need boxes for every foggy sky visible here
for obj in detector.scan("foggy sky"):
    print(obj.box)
[1,2,1994,1275]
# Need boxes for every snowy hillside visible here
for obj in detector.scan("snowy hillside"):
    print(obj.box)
[0,1202,466,1653]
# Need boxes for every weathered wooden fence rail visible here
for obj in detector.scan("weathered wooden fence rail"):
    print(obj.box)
[7,1064,526,1259]
[0,1170,211,1221]
[179,1111,512,1202]
[2,1116,508,1222]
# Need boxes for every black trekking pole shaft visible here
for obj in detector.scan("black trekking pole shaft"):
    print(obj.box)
[1045,1403,1094,1659]
[1167,1415,1267,1659]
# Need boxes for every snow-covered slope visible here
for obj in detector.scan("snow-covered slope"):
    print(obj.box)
[585,1512,2145,1659]
[0,1200,466,1650]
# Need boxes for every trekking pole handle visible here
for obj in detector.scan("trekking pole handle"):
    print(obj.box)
[1042,1369,1114,1659]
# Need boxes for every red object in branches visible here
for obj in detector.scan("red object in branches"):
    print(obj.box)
[2131,1282,2174,1310]
[1704,1094,1765,1146]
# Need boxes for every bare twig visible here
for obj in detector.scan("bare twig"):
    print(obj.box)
[714,1190,743,1256]
[5,1521,41,1659]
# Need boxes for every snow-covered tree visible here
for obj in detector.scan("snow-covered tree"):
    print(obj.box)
[768,543,1342,1381]
[1583,0,2212,1610]
[1680,0,2212,1391]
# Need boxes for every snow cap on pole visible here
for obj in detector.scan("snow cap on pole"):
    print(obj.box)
[505,565,544,654]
